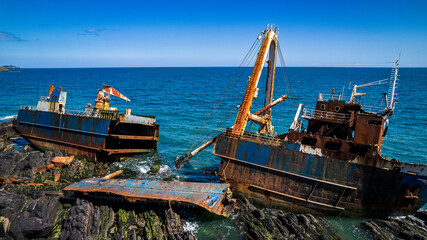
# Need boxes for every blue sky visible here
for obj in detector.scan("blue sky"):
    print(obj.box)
[0,0,426,67]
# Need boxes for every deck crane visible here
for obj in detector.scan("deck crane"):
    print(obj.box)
[94,85,130,111]
[176,25,286,170]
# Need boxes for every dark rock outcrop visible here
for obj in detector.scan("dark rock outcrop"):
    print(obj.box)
[236,198,342,240]
[58,199,197,240]
[362,212,427,240]
[0,190,61,239]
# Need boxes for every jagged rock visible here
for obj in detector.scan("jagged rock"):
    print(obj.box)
[236,198,340,240]
[0,150,23,177]
[144,210,167,239]
[0,190,27,224]
[17,217,54,238]
[60,198,94,240]
[0,216,9,237]
[164,208,184,234]
[62,158,95,182]
[12,151,52,178]
[0,120,19,139]
[23,145,33,152]
[0,138,14,154]
[0,190,61,239]
[362,214,427,240]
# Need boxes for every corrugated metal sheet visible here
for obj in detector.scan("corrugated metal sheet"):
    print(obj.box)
[64,178,236,217]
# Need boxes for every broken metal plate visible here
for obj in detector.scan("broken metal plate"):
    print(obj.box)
[64,178,236,217]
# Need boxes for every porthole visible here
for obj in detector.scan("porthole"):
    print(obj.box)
[320,104,325,110]
[335,106,340,112]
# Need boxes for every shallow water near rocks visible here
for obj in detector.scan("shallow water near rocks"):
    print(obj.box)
[1,67,426,239]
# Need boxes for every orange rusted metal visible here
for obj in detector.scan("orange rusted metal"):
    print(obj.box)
[64,178,236,217]
[51,156,75,167]
[101,170,123,179]
[54,173,61,182]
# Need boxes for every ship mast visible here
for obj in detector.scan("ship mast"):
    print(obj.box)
[232,27,279,136]
[175,26,285,170]
[387,59,399,112]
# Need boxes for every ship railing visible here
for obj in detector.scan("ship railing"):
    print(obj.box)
[219,128,283,145]
[20,105,37,110]
[20,105,119,120]
[302,108,350,122]
[317,93,350,102]
[361,105,384,114]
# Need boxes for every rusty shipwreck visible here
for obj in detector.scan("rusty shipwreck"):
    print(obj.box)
[176,26,427,217]
[14,85,159,161]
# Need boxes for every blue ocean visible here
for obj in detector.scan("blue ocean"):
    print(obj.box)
[1,67,426,239]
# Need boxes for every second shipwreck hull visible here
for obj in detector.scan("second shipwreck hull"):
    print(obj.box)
[15,107,159,162]
[213,132,427,217]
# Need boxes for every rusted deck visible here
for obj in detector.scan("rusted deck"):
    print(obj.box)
[64,178,236,217]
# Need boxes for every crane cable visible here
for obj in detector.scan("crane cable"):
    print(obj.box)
[278,43,295,112]
[183,35,263,155]
[194,39,262,147]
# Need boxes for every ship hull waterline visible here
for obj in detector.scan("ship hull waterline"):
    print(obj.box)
[214,134,427,217]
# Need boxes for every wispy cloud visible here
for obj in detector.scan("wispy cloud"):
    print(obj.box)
[0,31,25,41]
[79,28,105,36]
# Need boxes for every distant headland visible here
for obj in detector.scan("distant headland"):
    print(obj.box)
[0,65,19,72]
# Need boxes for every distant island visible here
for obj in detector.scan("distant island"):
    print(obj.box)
[0,66,16,72]
[0,65,19,72]
[2,65,20,69]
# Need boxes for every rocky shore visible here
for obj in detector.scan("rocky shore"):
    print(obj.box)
[0,119,426,239]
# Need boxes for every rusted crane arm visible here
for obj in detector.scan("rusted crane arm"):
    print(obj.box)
[253,95,287,115]
[175,136,217,171]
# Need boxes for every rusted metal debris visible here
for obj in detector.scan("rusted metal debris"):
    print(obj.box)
[36,156,75,174]
[101,170,123,179]
[64,178,237,217]
[51,156,75,167]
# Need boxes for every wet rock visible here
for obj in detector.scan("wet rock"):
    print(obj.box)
[149,165,161,174]
[362,213,427,240]
[62,158,95,182]
[0,190,61,239]
[60,198,94,240]
[0,150,24,177]
[0,190,27,224]
[17,217,54,238]
[143,210,167,239]
[164,207,184,234]
[236,198,341,240]
[23,145,33,152]
[0,216,9,237]
[0,120,19,139]
[12,152,49,178]
[0,138,14,154]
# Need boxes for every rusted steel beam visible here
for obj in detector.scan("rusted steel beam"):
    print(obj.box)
[254,95,287,115]
[102,170,123,179]
[108,134,158,140]
[175,136,217,171]
[104,149,152,154]
[64,178,236,217]
[249,184,345,210]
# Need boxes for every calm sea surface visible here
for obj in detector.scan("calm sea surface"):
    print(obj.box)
[1,67,426,239]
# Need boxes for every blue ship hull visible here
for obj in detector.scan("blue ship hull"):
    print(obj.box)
[14,108,159,161]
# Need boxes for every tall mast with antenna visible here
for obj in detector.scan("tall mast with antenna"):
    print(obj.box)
[387,59,399,111]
